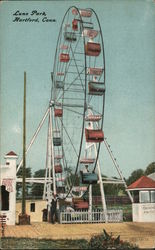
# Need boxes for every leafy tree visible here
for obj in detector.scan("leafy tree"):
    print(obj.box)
[31,169,45,197]
[104,183,125,196]
[64,165,80,188]
[102,175,125,196]
[16,166,32,197]
[92,183,101,196]
[145,162,155,176]
[126,169,144,186]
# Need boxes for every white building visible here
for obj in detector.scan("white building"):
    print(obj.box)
[0,151,18,225]
[0,151,49,225]
[127,175,155,222]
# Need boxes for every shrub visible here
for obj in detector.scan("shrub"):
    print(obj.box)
[88,229,139,249]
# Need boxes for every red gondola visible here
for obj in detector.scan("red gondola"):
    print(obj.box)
[80,158,95,164]
[54,108,63,117]
[72,197,82,203]
[72,8,92,18]
[73,198,89,210]
[55,164,62,173]
[87,67,103,75]
[59,53,70,62]
[85,128,104,142]
[74,201,89,210]
[82,29,98,39]
[72,19,78,31]
[85,42,101,56]
[57,72,65,76]
[85,114,102,122]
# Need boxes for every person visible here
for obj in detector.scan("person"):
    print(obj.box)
[50,195,57,224]
[83,165,89,173]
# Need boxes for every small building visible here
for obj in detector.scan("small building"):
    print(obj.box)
[127,175,155,222]
[0,151,18,225]
[16,200,47,223]
[0,151,48,224]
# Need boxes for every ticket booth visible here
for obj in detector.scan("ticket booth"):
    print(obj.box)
[127,176,155,222]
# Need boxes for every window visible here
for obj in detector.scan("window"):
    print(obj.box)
[140,190,155,203]
[140,191,150,203]
[30,203,35,212]
[150,191,155,203]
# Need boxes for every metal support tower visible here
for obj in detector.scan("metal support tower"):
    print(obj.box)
[86,108,107,221]
[104,138,133,203]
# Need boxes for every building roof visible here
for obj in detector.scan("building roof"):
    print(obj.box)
[6,151,17,156]
[127,176,155,190]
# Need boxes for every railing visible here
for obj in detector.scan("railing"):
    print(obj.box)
[59,209,123,224]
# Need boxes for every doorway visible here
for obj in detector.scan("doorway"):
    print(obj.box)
[0,185,9,210]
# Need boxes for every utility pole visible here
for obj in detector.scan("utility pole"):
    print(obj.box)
[19,72,30,224]
[22,71,26,215]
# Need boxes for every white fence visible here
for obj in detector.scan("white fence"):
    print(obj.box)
[59,209,123,224]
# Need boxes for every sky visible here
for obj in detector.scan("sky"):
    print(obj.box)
[0,0,155,179]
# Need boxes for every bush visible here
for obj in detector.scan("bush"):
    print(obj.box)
[88,229,139,249]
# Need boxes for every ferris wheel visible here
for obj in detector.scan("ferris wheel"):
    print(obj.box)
[16,7,133,217]
[43,6,106,207]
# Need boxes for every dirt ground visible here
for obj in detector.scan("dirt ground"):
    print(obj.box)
[2,222,155,249]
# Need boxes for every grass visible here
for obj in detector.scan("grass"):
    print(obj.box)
[1,238,88,249]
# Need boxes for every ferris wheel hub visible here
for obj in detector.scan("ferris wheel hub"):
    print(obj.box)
[49,100,55,107]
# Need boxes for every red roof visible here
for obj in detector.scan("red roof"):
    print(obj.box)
[6,151,17,156]
[128,176,155,189]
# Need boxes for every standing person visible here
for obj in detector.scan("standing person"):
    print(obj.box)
[51,195,57,224]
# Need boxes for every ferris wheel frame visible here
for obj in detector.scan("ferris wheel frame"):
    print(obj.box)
[51,6,106,198]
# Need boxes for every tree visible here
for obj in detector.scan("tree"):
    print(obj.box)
[100,175,125,196]
[31,169,45,197]
[64,165,80,188]
[16,166,32,197]
[126,169,144,186]
[92,183,101,196]
[104,183,125,196]
[145,162,155,176]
